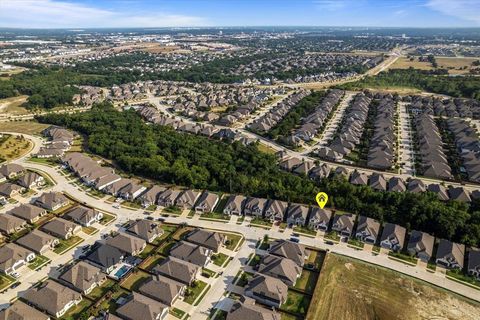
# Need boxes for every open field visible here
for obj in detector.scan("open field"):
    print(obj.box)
[0,121,50,135]
[306,254,480,320]
[0,95,29,115]
[390,57,433,70]
[436,56,480,75]
[0,134,32,162]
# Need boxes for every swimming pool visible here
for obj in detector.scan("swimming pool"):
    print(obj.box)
[114,265,131,279]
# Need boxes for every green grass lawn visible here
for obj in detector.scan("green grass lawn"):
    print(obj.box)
[60,298,93,320]
[163,205,182,215]
[90,287,130,315]
[82,226,98,235]
[281,290,311,316]
[347,238,365,248]
[236,216,245,224]
[87,278,116,301]
[250,217,272,227]
[199,211,230,221]
[294,270,319,294]
[99,212,116,225]
[139,254,166,271]
[187,210,195,218]
[248,254,262,267]
[388,251,418,265]
[120,270,151,291]
[27,255,50,270]
[201,268,217,278]
[157,239,178,256]
[170,307,187,319]
[223,233,243,251]
[138,243,156,259]
[184,280,209,305]
[446,270,480,288]
[293,225,317,236]
[0,274,15,292]
[54,236,84,254]
[212,252,229,267]
[236,271,254,287]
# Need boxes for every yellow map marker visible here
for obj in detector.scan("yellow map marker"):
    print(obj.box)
[316,192,328,209]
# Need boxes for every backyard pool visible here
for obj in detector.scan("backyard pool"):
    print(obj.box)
[113,264,132,279]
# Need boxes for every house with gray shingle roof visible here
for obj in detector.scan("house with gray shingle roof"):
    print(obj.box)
[8,204,47,223]
[0,243,35,275]
[227,299,280,320]
[195,191,219,213]
[139,185,166,208]
[468,249,480,279]
[86,243,124,273]
[448,187,471,202]
[0,163,25,179]
[388,177,406,192]
[308,207,332,231]
[65,206,103,227]
[258,254,302,286]
[427,184,449,201]
[407,230,434,262]
[169,241,212,267]
[35,192,69,211]
[157,189,181,207]
[243,197,268,217]
[407,179,426,193]
[105,232,146,256]
[41,218,81,240]
[16,172,45,189]
[138,274,186,306]
[59,261,106,295]
[185,229,225,253]
[245,274,288,308]
[152,256,200,285]
[126,219,163,243]
[436,239,465,269]
[0,214,27,235]
[331,213,356,238]
[0,182,25,197]
[16,229,59,255]
[355,216,380,244]
[286,204,309,227]
[116,292,169,320]
[350,171,368,186]
[223,195,246,215]
[268,239,307,267]
[380,223,406,252]
[175,189,201,209]
[0,300,50,320]
[368,173,386,191]
[264,200,288,222]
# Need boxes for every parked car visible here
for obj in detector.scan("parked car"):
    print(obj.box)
[289,237,300,243]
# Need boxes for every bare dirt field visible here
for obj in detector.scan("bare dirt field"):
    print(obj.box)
[307,254,480,320]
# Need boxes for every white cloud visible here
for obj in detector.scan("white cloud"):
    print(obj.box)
[426,0,480,24]
[0,0,208,28]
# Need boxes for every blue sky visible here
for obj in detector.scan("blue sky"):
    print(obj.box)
[0,0,479,28]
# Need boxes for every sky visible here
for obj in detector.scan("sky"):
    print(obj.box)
[1,0,480,29]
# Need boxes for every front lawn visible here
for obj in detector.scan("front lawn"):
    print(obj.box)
[250,217,272,228]
[99,212,116,225]
[27,255,51,270]
[163,205,182,215]
[293,225,316,236]
[248,254,262,267]
[82,226,98,235]
[446,269,480,288]
[201,268,217,278]
[388,251,418,265]
[54,236,84,254]
[184,280,208,305]
[212,252,229,267]
[0,274,15,292]
[222,233,243,251]
[199,211,230,221]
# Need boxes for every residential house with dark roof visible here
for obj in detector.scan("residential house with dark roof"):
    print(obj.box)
[243,197,268,217]
[468,249,480,279]
[245,274,288,308]
[8,204,47,223]
[388,177,406,192]
[448,187,471,202]
[169,241,212,267]
[407,179,426,193]
[41,218,81,240]
[0,183,25,197]
[286,204,309,227]
[175,189,201,209]
[227,299,280,320]
[156,189,181,207]
[0,243,35,275]
[257,254,302,286]
[436,239,465,269]
[349,171,369,186]
[195,191,219,213]
[138,274,186,306]
[331,213,356,238]
[0,163,25,179]
[152,256,200,285]
[139,186,166,208]
[35,192,69,211]
[65,206,103,227]
[308,207,332,231]
[86,243,124,273]
[16,230,59,255]
[116,292,169,320]
[16,172,45,189]
[126,219,163,243]
[23,280,82,318]
[264,199,288,222]
[0,214,27,235]
[223,195,246,215]
[59,261,106,295]
[0,300,50,320]
[355,216,380,244]
[105,232,146,256]
[268,239,307,267]
[380,223,406,252]
[368,173,387,191]
[427,184,449,201]
[185,229,225,253]
[407,230,435,262]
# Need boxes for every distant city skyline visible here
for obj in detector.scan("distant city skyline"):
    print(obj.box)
[1,0,480,29]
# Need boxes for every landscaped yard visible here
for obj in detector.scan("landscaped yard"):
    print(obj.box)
[294,270,319,294]
[201,268,217,278]
[27,255,50,270]
[235,271,254,287]
[212,252,229,267]
[0,274,15,292]
[89,287,130,315]
[60,297,93,320]
[199,211,230,221]
[157,239,177,255]
[250,217,272,228]
[82,226,98,235]
[170,307,187,319]
[87,278,116,300]
[184,280,209,305]
[305,250,326,272]
[138,243,156,259]
[447,269,480,288]
[54,236,84,254]
[139,254,165,271]
[388,251,417,265]
[248,254,262,267]
[163,205,182,215]
[281,290,311,316]
[99,212,116,225]
[222,232,243,251]
[293,225,316,236]
[120,269,151,291]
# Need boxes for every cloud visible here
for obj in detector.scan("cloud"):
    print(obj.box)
[426,0,480,24]
[0,0,208,28]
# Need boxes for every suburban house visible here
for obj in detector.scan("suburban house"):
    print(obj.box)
[264,199,288,222]
[227,298,280,320]
[16,230,59,254]
[388,177,406,192]
[257,254,302,286]
[41,218,81,240]
[185,229,225,253]
[35,192,69,211]
[427,183,449,201]
[59,261,107,295]
[331,213,356,238]
[152,256,201,285]
[156,189,181,207]
[8,204,47,224]
[223,195,247,215]
[116,292,169,320]
[126,219,163,243]
[65,206,103,227]
[0,183,25,197]
[308,207,332,231]
[436,239,465,269]
[380,223,406,252]
[0,214,27,235]
[169,240,212,267]
[350,171,369,186]
[0,243,35,275]
[86,243,124,273]
[195,191,220,213]
[468,249,480,279]
[0,163,25,179]
[105,179,146,200]
[407,230,435,262]
[175,189,201,209]
[368,173,387,191]
[0,300,50,320]
[243,197,268,217]
[138,274,187,306]
[244,274,288,308]
[139,185,166,208]
[407,179,426,193]
[286,204,309,226]
[269,239,307,267]
[355,216,381,244]
[23,280,83,318]
[105,232,147,256]
[16,172,45,189]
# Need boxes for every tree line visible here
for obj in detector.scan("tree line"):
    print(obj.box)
[36,102,480,247]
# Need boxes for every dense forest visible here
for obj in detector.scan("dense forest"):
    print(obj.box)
[339,69,480,100]
[37,102,480,247]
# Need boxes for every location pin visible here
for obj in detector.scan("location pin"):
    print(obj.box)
[316,192,328,209]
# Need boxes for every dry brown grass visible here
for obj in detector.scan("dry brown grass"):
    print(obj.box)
[307,254,480,320]
[0,96,29,115]
[0,121,50,135]
[0,134,32,162]
[436,57,480,75]
[390,57,433,70]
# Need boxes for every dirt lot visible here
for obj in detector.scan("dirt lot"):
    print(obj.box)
[0,96,29,115]
[0,121,50,135]
[307,254,480,320]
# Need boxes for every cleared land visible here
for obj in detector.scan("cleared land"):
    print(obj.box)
[390,57,434,70]
[307,254,480,320]
[0,134,32,162]
[0,96,29,115]
[0,121,50,135]
[436,57,480,75]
